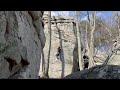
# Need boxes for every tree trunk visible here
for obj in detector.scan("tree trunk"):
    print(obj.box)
[113,11,120,54]
[87,11,96,68]
[72,42,79,72]
[114,11,120,37]
[40,49,46,78]
[72,20,79,73]
[85,20,89,53]
[85,20,90,65]
[89,30,95,68]
[44,11,51,77]
[75,11,83,70]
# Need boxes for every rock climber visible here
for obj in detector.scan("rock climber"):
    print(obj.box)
[112,39,118,54]
[56,47,61,59]
[83,55,89,69]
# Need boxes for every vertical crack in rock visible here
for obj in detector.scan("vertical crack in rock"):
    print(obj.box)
[5,19,9,34]
[18,11,23,22]
[34,40,39,47]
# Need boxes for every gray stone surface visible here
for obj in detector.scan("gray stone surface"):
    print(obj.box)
[0,11,45,79]
[39,13,77,78]
[64,65,120,79]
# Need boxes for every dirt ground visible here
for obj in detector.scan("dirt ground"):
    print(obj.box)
[39,59,73,78]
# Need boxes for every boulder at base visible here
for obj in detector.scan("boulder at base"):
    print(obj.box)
[64,65,120,79]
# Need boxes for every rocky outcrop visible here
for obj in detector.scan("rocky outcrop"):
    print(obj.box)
[104,50,120,65]
[101,37,120,65]
[64,65,120,79]
[0,11,45,79]
[39,13,77,78]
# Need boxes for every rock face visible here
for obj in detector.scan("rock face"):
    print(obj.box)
[106,37,120,65]
[64,65,120,79]
[101,37,120,66]
[94,50,108,65]
[39,13,77,78]
[106,51,120,65]
[0,11,45,79]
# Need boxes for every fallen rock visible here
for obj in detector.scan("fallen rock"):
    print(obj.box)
[64,65,120,79]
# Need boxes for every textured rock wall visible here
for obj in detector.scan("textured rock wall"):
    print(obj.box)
[0,11,45,79]
[39,13,77,78]
[100,37,120,66]
[64,65,120,79]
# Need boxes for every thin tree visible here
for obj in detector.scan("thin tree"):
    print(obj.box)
[44,11,51,77]
[113,11,120,37]
[84,20,91,65]
[40,49,46,78]
[113,11,120,51]
[87,11,96,68]
[75,11,83,70]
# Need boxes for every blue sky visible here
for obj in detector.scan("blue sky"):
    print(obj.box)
[100,11,112,17]
[51,11,113,16]
[51,11,114,21]
[82,11,113,21]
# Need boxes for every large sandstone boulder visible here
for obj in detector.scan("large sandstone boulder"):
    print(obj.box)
[106,52,120,65]
[0,11,45,79]
[39,13,77,78]
[106,37,120,65]
[64,65,120,79]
